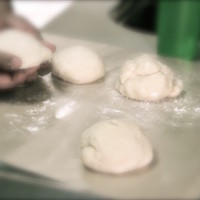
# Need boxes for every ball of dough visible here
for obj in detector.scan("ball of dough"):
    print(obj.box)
[81,119,153,174]
[52,46,105,84]
[0,29,52,69]
[116,54,183,101]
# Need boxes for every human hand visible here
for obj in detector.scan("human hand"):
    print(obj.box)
[0,14,56,91]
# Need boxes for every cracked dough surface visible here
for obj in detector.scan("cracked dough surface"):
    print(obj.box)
[116,54,183,101]
[81,119,153,174]
[52,46,105,84]
[0,29,52,69]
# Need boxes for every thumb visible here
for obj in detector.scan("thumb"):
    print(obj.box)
[0,51,21,71]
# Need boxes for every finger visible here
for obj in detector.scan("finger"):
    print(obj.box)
[26,71,38,83]
[22,66,39,82]
[13,67,38,85]
[41,40,56,52]
[5,14,56,53]
[24,66,39,76]
[38,61,52,76]
[5,14,41,39]
[0,73,14,90]
[12,70,28,85]
[0,66,39,91]
[0,51,21,71]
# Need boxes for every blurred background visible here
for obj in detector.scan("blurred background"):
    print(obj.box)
[12,0,73,29]
[12,0,157,32]
[12,0,200,60]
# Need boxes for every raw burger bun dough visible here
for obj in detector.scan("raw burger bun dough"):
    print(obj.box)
[0,29,52,69]
[52,46,105,84]
[116,54,183,102]
[81,119,153,174]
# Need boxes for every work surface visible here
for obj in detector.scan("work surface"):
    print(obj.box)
[0,34,200,199]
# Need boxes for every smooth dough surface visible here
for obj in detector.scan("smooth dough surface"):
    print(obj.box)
[81,119,153,174]
[52,46,105,84]
[116,54,183,101]
[0,29,52,69]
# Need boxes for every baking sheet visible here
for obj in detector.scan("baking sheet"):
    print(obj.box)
[0,34,200,199]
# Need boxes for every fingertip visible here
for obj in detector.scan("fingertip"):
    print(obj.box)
[23,66,39,75]
[12,66,39,85]
[22,66,39,80]
[0,74,14,90]
[10,57,22,70]
[38,62,51,76]
[12,71,26,85]
[0,52,21,71]
[42,41,56,52]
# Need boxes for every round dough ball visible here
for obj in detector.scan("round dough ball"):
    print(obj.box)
[0,29,52,69]
[116,54,183,101]
[81,119,153,174]
[52,46,105,84]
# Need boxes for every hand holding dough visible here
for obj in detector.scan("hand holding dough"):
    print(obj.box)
[52,46,105,84]
[116,54,183,101]
[0,29,53,69]
[81,119,153,174]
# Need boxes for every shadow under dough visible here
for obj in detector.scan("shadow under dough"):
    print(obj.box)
[0,78,52,105]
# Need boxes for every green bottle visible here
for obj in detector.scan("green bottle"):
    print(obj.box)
[157,0,200,60]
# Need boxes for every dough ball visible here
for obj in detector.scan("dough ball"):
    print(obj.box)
[81,119,153,174]
[52,46,105,84]
[116,54,183,101]
[0,29,52,69]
